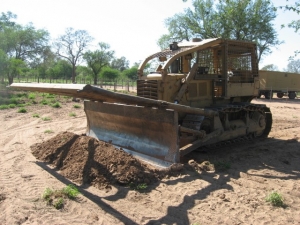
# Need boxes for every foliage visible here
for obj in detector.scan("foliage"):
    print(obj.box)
[46,59,72,79]
[62,184,80,199]
[53,27,93,83]
[41,117,51,121]
[69,112,76,117]
[261,64,279,71]
[17,107,27,113]
[0,11,16,30]
[44,130,54,134]
[129,182,148,191]
[40,99,49,105]
[278,1,300,58]
[266,191,284,207]
[285,59,300,73]
[83,42,115,85]
[0,19,50,84]
[122,66,138,80]
[73,104,81,108]
[28,93,36,99]
[0,105,9,110]
[51,102,61,108]
[110,56,129,71]
[32,113,39,118]
[100,67,120,80]
[159,0,280,62]
[42,185,80,210]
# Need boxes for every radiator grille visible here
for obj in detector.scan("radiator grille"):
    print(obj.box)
[137,80,158,100]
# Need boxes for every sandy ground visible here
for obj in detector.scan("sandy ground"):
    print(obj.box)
[0,97,300,225]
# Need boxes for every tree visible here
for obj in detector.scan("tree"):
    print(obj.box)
[46,59,72,79]
[285,59,300,73]
[83,42,114,85]
[0,17,50,84]
[280,2,300,58]
[53,27,93,83]
[110,56,129,71]
[0,55,26,84]
[159,0,280,62]
[260,64,278,71]
[122,66,138,80]
[0,11,16,30]
[100,67,120,80]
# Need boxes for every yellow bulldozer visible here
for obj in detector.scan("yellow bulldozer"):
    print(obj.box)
[10,38,272,167]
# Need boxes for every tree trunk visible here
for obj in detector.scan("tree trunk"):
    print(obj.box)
[72,64,76,83]
[8,76,13,85]
[94,76,97,85]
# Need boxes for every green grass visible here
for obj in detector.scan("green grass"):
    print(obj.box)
[51,102,61,108]
[129,182,148,191]
[40,99,49,105]
[69,112,76,117]
[44,130,53,134]
[32,113,40,118]
[62,184,80,199]
[0,105,9,110]
[45,93,55,98]
[28,93,36,99]
[136,183,148,190]
[9,104,16,108]
[73,104,81,108]
[41,117,51,121]
[42,185,80,209]
[17,108,27,113]
[266,191,284,207]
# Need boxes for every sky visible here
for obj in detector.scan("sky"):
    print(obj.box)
[1,0,299,70]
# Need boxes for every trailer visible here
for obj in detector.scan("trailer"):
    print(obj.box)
[259,70,300,99]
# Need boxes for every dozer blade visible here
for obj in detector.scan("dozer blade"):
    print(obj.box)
[84,101,180,168]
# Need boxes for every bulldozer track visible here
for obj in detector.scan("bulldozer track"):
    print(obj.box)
[199,103,273,151]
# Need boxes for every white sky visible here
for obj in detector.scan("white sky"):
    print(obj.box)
[1,0,299,70]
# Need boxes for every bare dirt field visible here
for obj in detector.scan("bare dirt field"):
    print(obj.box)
[0,97,300,225]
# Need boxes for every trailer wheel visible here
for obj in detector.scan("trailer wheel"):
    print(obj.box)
[277,92,284,98]
[288,92,296,99]
[265,91,272,99]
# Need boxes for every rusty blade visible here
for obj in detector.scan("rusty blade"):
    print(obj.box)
[84,101,179,168]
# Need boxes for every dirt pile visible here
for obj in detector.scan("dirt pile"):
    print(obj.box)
[30,131,185,189]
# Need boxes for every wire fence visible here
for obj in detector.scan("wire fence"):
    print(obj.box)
[4,76,137,92]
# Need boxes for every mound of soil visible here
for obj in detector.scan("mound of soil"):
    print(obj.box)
[30,132,185,189]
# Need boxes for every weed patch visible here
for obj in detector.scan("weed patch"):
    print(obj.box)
[18,108,27,113]
[69,112,76,117]
[266,191,284,207]
[41,117,51,121]
[42,185,80,209]
[0,105,9,110]
[44,130,54,134]
[51,102,61,108]
[73,104,81,108]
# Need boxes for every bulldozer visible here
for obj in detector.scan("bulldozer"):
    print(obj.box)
[10,38,272,168]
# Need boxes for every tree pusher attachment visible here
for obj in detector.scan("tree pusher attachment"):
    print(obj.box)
[9,83,222,167]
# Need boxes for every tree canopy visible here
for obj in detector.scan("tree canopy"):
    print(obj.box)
[0,12,50,84]
[53,27,93,83]
[285,59,300,73]
[83,42,115,85]
[159,0,281,62]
